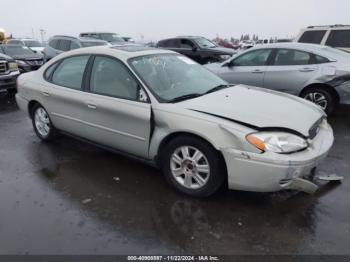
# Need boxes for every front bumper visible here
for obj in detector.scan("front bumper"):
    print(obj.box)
[0,71,20,90]
[221,123,334,193]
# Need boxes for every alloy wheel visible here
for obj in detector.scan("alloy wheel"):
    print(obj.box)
[303,92,328,110]
[34,107,51,137]
[170,146,210,189]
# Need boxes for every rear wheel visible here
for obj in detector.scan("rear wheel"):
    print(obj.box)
[31,104,57,141]
[301,87,336,115]
[160,136,225,197]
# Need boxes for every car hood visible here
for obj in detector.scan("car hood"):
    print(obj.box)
[204,62,222,73]
[178,85,324,137]
[10,53,43,60]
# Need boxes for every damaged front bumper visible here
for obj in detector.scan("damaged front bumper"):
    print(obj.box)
[221,123,334,194]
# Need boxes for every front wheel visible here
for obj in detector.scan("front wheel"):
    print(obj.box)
[160,136,225,197]
[301,87,336,115]
[31,104,57,141]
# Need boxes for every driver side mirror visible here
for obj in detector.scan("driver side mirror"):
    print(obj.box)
[223,61,234,68]
[192,46,198,52]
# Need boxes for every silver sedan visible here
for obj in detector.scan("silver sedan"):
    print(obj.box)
[205,43,350,114]
[16,45,333,197]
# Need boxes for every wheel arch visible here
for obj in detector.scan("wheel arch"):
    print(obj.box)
[28,100,41,118]
[300,83,340,103]
[155,131,227,174]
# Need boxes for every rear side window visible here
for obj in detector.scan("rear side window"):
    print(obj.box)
[51,56,89,89]
[314,55,330,64]
[158,39,179,48]
[273,49,312,65]
[57,40,71,51]
[298,30,327,44]
[326,30,350,48]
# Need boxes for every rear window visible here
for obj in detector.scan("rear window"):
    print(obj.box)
[326,30,350,48]
[298,30,327,44]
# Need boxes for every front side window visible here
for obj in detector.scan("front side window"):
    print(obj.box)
[233,49,272,66]
[326,30,350,48]
[273,49,312,65]
[299,30,327,44]
[90,56,139,100]
[51,56,89,89]
[180,39,194,49]
[49,39,59,48]
[129,54,227,102]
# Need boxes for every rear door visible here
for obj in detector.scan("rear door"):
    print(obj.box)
[80,55,152,158]
[41,55,91,136]
[264,48,319,95]
[218,49,273,87]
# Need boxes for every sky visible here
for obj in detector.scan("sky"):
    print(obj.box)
[1,0,349,42]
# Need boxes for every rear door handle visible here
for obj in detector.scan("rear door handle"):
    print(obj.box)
[42,92,50,97]
[251,69,264,74]
[87,103,97,109]
[299,67,316,72]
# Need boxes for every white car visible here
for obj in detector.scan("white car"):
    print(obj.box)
[15,45,334,197]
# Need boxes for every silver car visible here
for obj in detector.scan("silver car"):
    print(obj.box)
[205,43,350,114]
[16,45,333,197]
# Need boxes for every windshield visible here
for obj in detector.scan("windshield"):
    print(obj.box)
[129,54,227,102]
[24,40,43,47]
[194,38,217,48]
[2,46,35,56]
[81,41,108,47]
[100,33,125,43]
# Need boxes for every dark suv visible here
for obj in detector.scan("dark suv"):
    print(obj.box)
[43,35,108,61]
[0,53,20,93]
[157,36,236,64]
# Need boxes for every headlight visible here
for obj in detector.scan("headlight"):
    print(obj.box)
[219,55,231,61]
[246,132,308,154]
[8,62,18,71]
[15,60,27,66]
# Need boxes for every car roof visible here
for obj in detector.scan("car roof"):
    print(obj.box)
[249,42,331,53]
[51,45,175,62]
[80,32,117,35]
[50,35,107,43]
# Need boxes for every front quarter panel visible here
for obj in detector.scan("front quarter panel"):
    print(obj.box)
[149,104,259,160]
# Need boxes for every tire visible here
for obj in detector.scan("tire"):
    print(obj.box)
[160,135,225,197]
[31,104,57,141]
[301,87,336,115]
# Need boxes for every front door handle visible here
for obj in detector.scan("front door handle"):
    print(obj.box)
[42,92,50,97]
[252,69,264,74]
[299,67,316,72]
[87,103,97,110]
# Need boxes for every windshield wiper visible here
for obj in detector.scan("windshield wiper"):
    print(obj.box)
[168,93,203,103]
[204,84,233,95]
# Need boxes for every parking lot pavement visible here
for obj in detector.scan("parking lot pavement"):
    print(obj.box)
[0,93,349,255]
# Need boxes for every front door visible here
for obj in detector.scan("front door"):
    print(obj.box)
[218,49,273,87]
[80,55,152,158]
